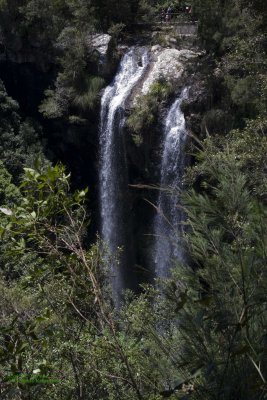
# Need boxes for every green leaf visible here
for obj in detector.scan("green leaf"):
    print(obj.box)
[30,211,37,219]
[16,342,28,354]
[0,207,13,215]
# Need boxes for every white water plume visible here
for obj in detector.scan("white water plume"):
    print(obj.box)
[153,88,188,280]
[99,47,149,304]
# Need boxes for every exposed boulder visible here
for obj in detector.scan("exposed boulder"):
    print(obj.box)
[89,33,112,58]
[141,48,199,94]
[86,33,116,77]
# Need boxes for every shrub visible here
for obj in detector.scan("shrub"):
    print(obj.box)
[127,79,173,141]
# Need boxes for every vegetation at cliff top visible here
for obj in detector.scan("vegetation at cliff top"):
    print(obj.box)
[127,79,173,146]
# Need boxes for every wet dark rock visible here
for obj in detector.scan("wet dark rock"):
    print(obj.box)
[182,72,211,136]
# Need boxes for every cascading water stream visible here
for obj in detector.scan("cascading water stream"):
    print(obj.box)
[99,47,149,304]
[153,88,188,279]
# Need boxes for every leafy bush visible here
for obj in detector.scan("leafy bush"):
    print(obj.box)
[187,116,267,198]
[201,108,233,135]
[72,75,105,111]
[0,80,46,180]
[127,79,173,141]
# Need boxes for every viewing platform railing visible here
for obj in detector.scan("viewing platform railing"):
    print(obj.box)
[134,13,198,25]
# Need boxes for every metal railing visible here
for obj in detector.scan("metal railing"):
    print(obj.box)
[134,13,197,25]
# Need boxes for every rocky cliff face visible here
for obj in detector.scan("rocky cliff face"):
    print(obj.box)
[119,35,211,277]
[125,40,209,180]
[141,47,200,94]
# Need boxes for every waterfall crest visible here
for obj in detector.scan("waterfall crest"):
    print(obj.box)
[99,47,149,304]
[153,88,188,279]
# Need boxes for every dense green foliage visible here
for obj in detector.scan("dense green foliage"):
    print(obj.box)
[1,151,267,399]
[192,0,267,124]
[0,81,45,181]
[127,79,172,146]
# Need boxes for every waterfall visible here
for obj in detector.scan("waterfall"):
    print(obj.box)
[153,88,188,280]
[99,47,149,304]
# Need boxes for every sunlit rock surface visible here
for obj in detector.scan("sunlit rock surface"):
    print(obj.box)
[141,48,199,94]
[89,34,112,57]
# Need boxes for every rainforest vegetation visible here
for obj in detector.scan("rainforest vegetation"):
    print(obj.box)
[0,0,267,399]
